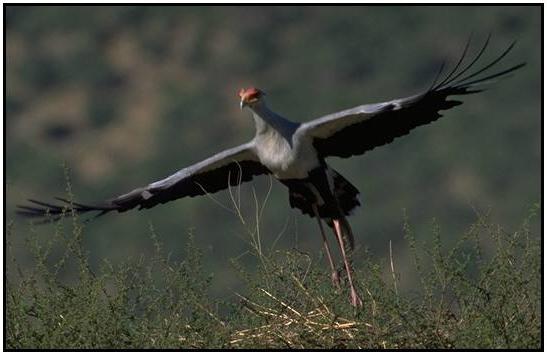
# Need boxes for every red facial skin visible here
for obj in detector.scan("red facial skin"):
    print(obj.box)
[239,87,264,104]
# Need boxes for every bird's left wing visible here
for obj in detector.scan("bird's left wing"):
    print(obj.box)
[296,38,525,159]
[17,141,270,223]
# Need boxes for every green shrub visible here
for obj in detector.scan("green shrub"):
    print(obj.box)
[6,203,541,349]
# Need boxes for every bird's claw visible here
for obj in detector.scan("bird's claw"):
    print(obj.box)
[350,288,363,308]
[331,270,341,290]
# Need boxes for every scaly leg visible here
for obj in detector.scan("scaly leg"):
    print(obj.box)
[333,218,363,307]
[312,204,340,289]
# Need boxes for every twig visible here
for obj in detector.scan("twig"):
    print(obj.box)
[195,182,234,214]
[259,288,302,318]
[389,240,399,297]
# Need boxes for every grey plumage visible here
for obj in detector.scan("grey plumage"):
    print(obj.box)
[17,38,524,224]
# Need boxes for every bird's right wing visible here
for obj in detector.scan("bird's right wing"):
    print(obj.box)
[296,37,525,159]
[17,141,270,223]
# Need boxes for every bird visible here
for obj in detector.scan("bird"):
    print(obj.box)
[17,37,524,307]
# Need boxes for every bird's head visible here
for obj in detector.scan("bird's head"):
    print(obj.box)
[239,87,266,109]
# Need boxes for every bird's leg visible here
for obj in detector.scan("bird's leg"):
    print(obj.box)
[312,204,340,289]
[332,218,363,308]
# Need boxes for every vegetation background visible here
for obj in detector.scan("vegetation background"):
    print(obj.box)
[5,5,542,349]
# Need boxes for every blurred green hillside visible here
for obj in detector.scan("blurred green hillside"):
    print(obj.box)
[6,5,541,298]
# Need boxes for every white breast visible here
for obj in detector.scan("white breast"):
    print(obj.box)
[255,131,319,179]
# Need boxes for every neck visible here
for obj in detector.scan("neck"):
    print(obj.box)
[250,100,297,138]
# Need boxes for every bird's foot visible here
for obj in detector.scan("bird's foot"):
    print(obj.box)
[331,270,341,290]
[350,288,363,308]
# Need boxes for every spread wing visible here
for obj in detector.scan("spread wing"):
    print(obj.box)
[296,37,525,159]
[17,141,270,223]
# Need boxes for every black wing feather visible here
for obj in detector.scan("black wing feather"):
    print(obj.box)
[123,160,269,210]
[17,146,269,223]
[312,38,525,159]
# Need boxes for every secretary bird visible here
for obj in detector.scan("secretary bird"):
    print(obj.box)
[17,38,524,307]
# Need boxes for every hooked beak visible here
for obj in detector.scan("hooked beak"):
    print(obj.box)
[240,99,246,110]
